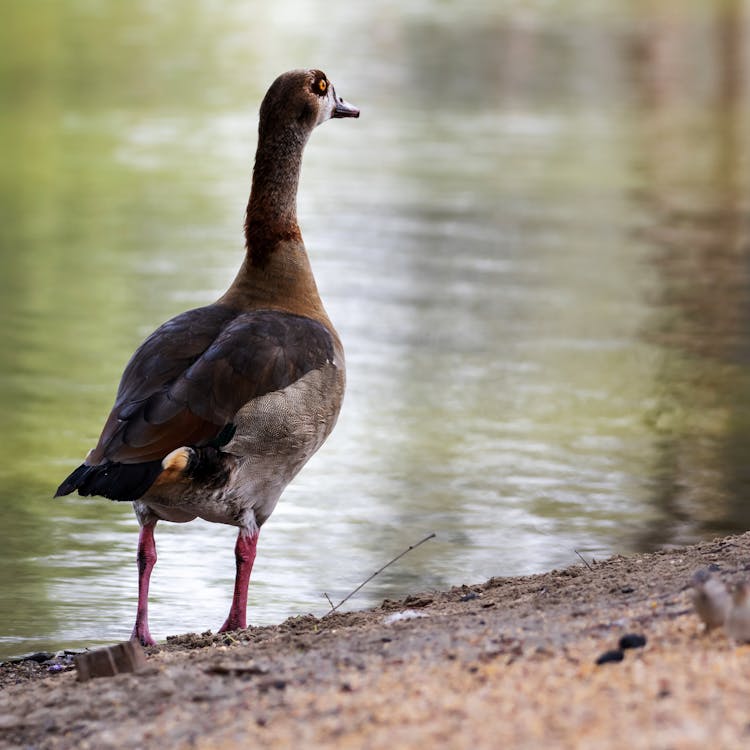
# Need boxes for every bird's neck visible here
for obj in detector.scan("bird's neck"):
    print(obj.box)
[218,128,334,330]
[244,130,307,262]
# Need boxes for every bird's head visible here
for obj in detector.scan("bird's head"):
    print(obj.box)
[258,68,359,144]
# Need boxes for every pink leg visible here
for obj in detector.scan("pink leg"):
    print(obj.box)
[218,530,259,633]
[130,521,157,646]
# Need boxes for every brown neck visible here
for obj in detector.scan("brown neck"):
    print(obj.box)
[243,128,307,264]
[218,239,332,327]
[219,127,333,330]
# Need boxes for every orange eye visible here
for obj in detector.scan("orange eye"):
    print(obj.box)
[318,79,327,93]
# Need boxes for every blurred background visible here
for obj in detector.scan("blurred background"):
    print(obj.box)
[1,0,749,658]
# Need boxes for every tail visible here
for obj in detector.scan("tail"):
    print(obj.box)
[54,460,164,502]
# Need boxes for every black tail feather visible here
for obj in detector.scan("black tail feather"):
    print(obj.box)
[54,464,93,498]
[55,460,164,502]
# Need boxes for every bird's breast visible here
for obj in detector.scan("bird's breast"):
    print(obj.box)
[224,354,345,461]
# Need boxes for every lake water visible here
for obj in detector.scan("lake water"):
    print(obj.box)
[1,1,749,659]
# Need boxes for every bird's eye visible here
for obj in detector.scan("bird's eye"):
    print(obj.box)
[315,78,328,95]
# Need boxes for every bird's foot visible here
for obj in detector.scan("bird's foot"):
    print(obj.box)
[131,624,156,647]
[217,614,247,634]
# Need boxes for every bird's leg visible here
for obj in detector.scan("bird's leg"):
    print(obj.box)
[218,529,259,633]
[131,521,157,646]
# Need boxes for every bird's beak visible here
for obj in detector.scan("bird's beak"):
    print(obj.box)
[333,96,360,119]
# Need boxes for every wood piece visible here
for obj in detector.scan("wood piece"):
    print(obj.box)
[74,641,147,682]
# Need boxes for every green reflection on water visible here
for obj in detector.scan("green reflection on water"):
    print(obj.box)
[1,1,750,658]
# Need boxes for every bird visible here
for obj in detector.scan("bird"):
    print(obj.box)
[55,69,360,646]
[726,581,750,644]
[689,569,730,631]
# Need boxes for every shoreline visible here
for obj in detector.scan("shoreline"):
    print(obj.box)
[2,531,749,748]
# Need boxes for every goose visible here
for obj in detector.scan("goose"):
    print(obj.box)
[55,69,359,646]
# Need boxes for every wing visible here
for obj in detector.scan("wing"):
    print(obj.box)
[56,306,336,500]
[92,307,336,464]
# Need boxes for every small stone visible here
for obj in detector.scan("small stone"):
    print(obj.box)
[206,662,269,676]
[10,651,53,665]
[595,649,624,665]
[383,610,427,625]
[691,570,731,630]
[619,633,647,650]
[255,678,288,693]
[75,641,147,682]
[460,592,479,602]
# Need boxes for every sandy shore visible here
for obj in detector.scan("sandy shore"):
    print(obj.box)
[2,532,750,749]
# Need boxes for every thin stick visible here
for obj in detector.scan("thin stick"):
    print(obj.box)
[322,532,436,617]
[323,592,335,612]
[575,549,593,572]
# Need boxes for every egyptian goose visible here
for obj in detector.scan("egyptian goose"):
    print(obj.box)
[55,69,359,645]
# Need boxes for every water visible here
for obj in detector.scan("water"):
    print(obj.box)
[1,1,749,659]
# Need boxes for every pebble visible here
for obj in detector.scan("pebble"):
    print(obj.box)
[595,649,625,665]
[384,610,427,625]
[619,633,647,650]
[690,570,731,630]
[5,652,53,665]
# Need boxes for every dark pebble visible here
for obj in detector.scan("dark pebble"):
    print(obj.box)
[619,633,647,650]
[595,649,625,665]
[620,586,635,594]
[460,592,479,602]
[257,678,287,693]
[9,651,54,665]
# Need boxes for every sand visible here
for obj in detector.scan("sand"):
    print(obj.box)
[2,532,750,749]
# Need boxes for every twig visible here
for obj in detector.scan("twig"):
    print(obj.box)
[322,532,436,617]
[575,549,594,572]
[323,592,335,612]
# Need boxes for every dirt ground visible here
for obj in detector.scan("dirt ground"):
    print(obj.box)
[2,532,750,749]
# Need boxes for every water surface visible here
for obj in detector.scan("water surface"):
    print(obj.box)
[1,1,750,658]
